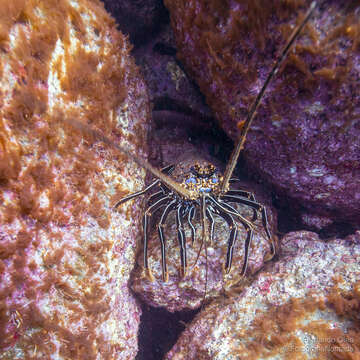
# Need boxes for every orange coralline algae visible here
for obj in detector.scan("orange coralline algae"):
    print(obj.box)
[0,0,149,358]
[233,286,360,360]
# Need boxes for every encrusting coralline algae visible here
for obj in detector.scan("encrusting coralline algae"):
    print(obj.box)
[0,0,150,358]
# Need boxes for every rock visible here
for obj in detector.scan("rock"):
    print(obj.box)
[164,0,360,228]
[133,23,212,119]
[0,0,149,358]
[131,155,277,312]
[101,0,169,47]
[165,230,360,359]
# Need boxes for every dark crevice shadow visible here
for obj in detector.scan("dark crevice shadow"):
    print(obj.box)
[135,303,199,360]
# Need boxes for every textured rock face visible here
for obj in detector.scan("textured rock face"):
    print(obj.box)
[0,0,149,359]
[166,231,360,359]
[133,23,212,119]
[164,0,360,228]
[131,157,277,312]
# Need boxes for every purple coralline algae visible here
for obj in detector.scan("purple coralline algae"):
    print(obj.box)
[0,0,149,358]
[166,231,360,359]
[133,23,213,120]
[164,0,360,228]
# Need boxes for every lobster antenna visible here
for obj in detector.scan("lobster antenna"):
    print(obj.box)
[220,1,317,194]
[62,117,193,199]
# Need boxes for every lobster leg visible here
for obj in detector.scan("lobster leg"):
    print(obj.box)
[206,207,215,245]
[208,195,254,230]
[157,199,177,281]
[143,195,172,281]
[209,197,254,276]
[187,205,196,245]
[225,190,257,220]
[114,179,160,208]
[176,204,188,276]
[212,209,237,274]
[221,194,275,259]
[114,164,175,208]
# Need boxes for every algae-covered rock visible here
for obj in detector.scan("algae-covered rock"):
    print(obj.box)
[166,231,360,359]
[0,0,150,358]
[164,0,360,228]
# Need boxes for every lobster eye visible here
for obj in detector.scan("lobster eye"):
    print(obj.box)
[185,177,197,184]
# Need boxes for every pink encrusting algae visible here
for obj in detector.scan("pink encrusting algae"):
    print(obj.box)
[166,231,360,359]
[164,0,360,228]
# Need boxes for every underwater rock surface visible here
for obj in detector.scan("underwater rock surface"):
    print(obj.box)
[0,0,149,358]
[131,157,277,312]
[101,0,168,46]
[133,23,212,119]
[166,231,360,359]
[164,0,360,228]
